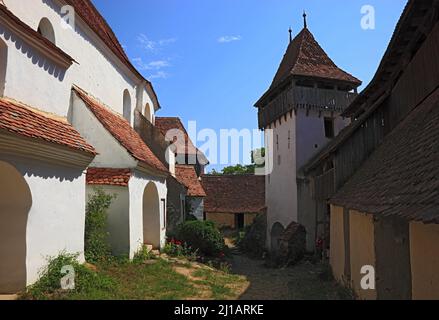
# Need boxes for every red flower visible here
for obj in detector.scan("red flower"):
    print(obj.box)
[219,252,225,258]
[175,241,182,246]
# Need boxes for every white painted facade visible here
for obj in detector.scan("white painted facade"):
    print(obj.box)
[0,0,168,292]
[265,105,349,252]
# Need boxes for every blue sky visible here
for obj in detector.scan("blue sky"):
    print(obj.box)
[93,0,407,172]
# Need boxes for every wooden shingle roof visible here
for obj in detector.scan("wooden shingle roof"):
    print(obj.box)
[331,88,439,223]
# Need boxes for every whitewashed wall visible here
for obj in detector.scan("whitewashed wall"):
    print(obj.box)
[265,113,297,250]
[1,0,159,120]
[86,185,130,257]
[296,108,349,169]
[0,155,87,286]
[265,108,349,251]
[128,172,167,258]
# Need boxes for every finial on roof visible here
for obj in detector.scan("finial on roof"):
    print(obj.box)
[303,11,307,29]
[289,27,293,43]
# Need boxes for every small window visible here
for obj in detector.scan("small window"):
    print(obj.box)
[123,89,131,123]
[276,134,279,151]
[37,18,56,44]
[324,117,335,138]
[288,130,291,149]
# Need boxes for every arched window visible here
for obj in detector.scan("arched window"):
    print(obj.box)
[144,103,153,123]
[0,38,7,97]
[37,18,56,44]
[123,90,132,123]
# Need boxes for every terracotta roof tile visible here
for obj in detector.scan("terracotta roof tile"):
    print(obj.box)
[175,165,206,197]
[73,87,168,174]
[331,87,439,224]
[0,97,96,154]
[155,117,198,155]
[201,175,266,214]
[271,28,361,89]
[155,117,209,164]
[87,168,131,187]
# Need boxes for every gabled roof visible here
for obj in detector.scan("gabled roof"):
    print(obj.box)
[64,0,161,109]
[201,175,266,214]
[0,97,95,155]
[175,165,206,197]
[270,28,361,90]
[73,87,168,175]
[87,168,132,187]
[331,87,439,224]
[155,117,209,165]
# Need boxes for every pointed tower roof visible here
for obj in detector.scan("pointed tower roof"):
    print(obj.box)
[270,27,361,90]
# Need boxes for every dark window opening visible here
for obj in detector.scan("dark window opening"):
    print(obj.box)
[236,214,245,230]
[324,117,335,138]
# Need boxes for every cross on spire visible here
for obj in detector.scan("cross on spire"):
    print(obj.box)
[303,11,308,29]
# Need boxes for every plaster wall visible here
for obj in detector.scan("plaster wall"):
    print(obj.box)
[410,222,439,300]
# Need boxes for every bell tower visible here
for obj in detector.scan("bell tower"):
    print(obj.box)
[255,14,361,252]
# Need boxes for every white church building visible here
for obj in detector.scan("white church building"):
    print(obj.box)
[0,0,172,293]
[255,15,361,253]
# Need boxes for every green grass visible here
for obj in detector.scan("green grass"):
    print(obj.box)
[192,268,247,300]
[22,255,198,300]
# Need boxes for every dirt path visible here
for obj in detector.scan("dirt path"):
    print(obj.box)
[228,249,352,300]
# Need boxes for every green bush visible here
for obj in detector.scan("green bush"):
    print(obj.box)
[185,214,198,221]
[85,188,115,263]
[24,253,116,300]
[175,221,225,257]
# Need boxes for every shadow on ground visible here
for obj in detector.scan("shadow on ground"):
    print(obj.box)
[228,248,353,300]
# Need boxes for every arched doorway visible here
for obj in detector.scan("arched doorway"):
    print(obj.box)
[142,182,161,249]
[0,38,7,97]
[0,161,32,293]
[271,222,285,255]
[37,18,56,44]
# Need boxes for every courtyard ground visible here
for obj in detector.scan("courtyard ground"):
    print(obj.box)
[229,252,352,300]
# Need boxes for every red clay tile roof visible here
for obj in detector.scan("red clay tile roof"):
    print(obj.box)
[155,117,209,164]
[175,165,206,197]
[155,117,198,155]
[64,0,161,108]
[331,87,439,224]
[271,28,361,89]
[87,168,132,187]
[73,87,168,174]
[201,175,266,214]
[0,97,96,154]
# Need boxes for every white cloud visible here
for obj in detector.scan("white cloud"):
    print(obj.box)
[149,71,169,79]
[137,34,176,52]
[133,58,171,71]
[218,35,242,43]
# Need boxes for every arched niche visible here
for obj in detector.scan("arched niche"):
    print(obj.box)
[142,182,161,249]
[123,89,132,123]
[0,161,32,294]
[37,18,56,44]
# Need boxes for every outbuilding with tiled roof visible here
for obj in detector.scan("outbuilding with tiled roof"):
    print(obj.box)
[201,175,266,230]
